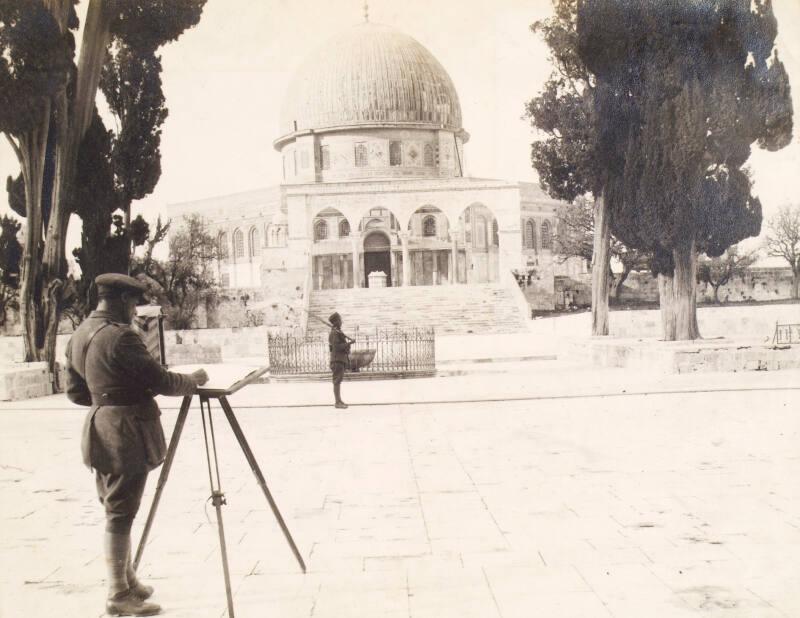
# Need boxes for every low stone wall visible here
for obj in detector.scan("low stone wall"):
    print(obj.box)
[617,272,660,303]
[561,337,800,374]
[204,270,306,330]
[0,335,71,365]
[0,327,268,392]
[163,326,268,364]
[538,302,799,341]
[0,362,67,401]
[613,304,799,340]
[165,344,223,366]
[619,267,798,304]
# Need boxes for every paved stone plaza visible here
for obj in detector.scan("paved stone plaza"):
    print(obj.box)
[1,367,799,617]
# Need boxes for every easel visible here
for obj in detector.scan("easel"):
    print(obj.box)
[132,367,306,617]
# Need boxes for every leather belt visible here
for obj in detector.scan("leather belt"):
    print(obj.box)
[90,391,152,406]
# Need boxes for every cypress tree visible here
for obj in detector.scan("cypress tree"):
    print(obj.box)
[577,0,793,340]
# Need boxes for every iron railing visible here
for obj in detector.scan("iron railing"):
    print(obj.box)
[773,322,800,345]
[268,327,436,377]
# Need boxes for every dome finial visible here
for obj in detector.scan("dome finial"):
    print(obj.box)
[363,2,369,22]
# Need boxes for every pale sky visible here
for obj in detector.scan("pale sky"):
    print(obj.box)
[1,0,799,260]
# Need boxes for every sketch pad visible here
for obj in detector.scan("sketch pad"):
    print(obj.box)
[170,364,268,396]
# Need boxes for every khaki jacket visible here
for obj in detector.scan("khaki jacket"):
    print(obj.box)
[329,328,351,366]
[66,310,197,474]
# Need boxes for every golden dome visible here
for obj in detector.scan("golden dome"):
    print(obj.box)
[276,22,464,147]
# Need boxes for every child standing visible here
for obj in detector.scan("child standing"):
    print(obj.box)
[328,312,350,409]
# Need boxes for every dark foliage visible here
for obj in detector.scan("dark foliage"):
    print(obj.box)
[696,245,757,303]
[110,0,206,51]
[577,0,793,270]
[101,42,168,210]
[5,173,25,217]
[141,214,218,330]
[0,215,22,326]
[0,0,71,135]
[526,0,600,201]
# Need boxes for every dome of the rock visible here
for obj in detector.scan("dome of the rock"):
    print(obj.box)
[276,22,465,147]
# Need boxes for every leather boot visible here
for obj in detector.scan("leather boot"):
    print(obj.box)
[333,383,347,408]
[106,590,162,616]
[105,532,130,599]
[129,581,155,601]
[126,550,154,600]
[105,533,160,615]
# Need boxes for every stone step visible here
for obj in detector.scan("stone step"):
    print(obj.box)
[308,283,527,335]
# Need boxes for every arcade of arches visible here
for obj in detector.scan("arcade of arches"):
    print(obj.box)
[166,19,570,316]
[310,205,500,290]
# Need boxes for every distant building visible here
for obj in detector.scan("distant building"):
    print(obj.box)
[167,20,583,327]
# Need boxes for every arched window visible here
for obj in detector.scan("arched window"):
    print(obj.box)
[524,219,537,250]
[354,143,368,167]
[339,219,350,238]
[248,227,260,258]
[492,219,499,246]
[276,226,286,247]
[364,231,390,251]
[218,232,229,260]
[541,220,552,250]
[422,215,436,237]
[424,144,434,167]
[389,141,402,166]
[314,220,328,241]
[233,229,245,260]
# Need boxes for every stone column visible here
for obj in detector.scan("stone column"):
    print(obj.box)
[389,245,397,287]
[351,237,360,288]
[465,241,473,284]
[400,232,410,287]
[450,229,458,284]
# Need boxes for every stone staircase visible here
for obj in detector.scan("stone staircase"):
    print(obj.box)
[307,283,528,335]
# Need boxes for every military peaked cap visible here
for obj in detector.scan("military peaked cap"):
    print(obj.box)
[95,273,148,298]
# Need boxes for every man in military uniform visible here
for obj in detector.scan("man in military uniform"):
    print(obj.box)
[328,312,350,409]
[66,274,208,616]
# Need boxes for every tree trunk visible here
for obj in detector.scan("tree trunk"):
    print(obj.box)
[672,240,701,340]
[45,0,113,273]
[17,103,51,365]
[20,0,114,391]
[793,268,799,300]
[611,265,633,300]
[125,204,133,274]
[658,273,676,341]
[590,193,610,336]
[712,284,721,304]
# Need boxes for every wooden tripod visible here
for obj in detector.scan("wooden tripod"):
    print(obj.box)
[133,370,305,617]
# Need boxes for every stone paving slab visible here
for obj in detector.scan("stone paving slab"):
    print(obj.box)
[1,369,799,617]
[2,364,798,413]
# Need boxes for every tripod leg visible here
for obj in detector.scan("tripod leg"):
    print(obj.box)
[218,396,307,573]
[201,397,236,618]
[212,492,235,618]
[134,395,193,570]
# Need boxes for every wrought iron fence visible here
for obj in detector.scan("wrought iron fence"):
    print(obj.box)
[268,327,436,377]
[773,322,800,345]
